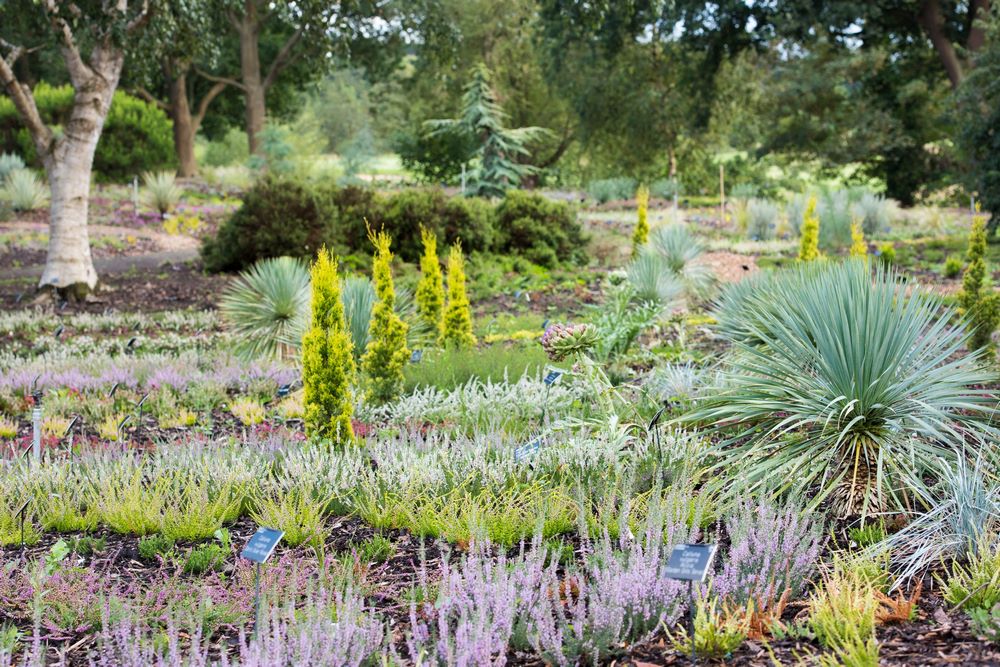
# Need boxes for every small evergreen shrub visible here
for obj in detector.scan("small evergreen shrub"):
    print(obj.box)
[493,190,586,268]
[632,184,650,258]
[202,176,334,272]
[440,242,477,348]
[361,229,410,404]
[798,196,820,261]
[302,248,356,443]
[958,212,1000,351]
[415,226,445,333]
[943,254,963,279]
[380,188,494,261]
[849,220,867,257]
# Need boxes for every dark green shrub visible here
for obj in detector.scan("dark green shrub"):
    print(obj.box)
[137,534,174,561]
[202,176,335,272]
[381,188,494,261]
[324,183,383,252]
[493,191,586,268]
[0,83,173,181]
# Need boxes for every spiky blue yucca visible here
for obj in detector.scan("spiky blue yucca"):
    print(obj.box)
[688,259,997,516]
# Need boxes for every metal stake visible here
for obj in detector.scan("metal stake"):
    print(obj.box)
[688,580,696,663]
[253,562,262,639]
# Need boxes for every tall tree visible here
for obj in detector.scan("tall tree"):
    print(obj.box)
[127,1,232,177]
[0,0,152,296]
[217,0,403,154]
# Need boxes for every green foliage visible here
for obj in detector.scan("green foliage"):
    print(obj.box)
[380,188,494,260]
[415,226,445,334]
[251,487,329,549]
[690,259,996,516]
[302,249,356,444]
[426,63,548,197]
[138,534,175,561]
[969,603,1000,644]
[798,196,820,261]
[183,530,231,575]
[403,344,549,392]
[0,152,24,182]
[493,190,586,268]
[587,177,637,203]
[361,229,409,404]
[939,536,1000,611]
[202,128,250,167]
[958,213,1000,351]
[746,198,779,241]
[849,220,867,257]
[809,558,879,665]
[0,84,174,181]
[0,624,21,656]
[670,595,746,660]
[943,254,964,279]
[353,534,395,563]
[1,169,47,211]
[219,257,310,360]
[141,171,182,215]
[440,242,477,349]
[632,184,650,257]
[202,176,334,272]
[877,242,896,266]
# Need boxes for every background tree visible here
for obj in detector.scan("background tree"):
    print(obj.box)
[0,0,151,296]
[426,63,548,197]
[126,1,233,176]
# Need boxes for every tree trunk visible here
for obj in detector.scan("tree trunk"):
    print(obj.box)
[918,0,965,87]
[169,71,198,177]
[237,1,266,154]
[38,75,119,295]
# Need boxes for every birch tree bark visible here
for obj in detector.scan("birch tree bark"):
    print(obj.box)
[0,0,150,297]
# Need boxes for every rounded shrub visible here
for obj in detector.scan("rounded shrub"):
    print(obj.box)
[202,176,334,272]
[380,188,494,261]
[493,191,587,268]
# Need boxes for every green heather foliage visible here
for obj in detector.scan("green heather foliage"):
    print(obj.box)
[218,257,310,360]
[361,229,410,404]
[440,242,477,349]
[302,249,356,444]
[415,226,445,334]
[691,259,995,516]
[958,212,1000,351]
[202,176,333,272]
[0,84,173,180]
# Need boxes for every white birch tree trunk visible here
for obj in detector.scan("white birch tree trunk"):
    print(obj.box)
[37,55,122,294]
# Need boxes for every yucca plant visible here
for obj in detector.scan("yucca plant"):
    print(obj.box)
[142,170,182,215]
[625,252,684,308]
[634,223,714,300]
[686,259,997,517]
[219,256,310,360]
[2,169,48,211]
[0,152,25,182]
[342,275,426,359]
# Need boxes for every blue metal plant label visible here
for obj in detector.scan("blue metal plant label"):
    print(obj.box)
[410,349,423,363]
[543,370,562,386]
[241,527,284,564]
[514,438,542,462]
[665,543,718,582]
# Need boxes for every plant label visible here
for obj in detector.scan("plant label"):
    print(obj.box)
[108,383,120,399]
[543,370,562,386]
[276,383,291,399]
[410,349,423,363]
[665,543,717,582]
[514,438,542,462]
[241,527,284,564]
[648,406,666,430]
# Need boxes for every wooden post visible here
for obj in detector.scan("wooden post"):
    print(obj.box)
[719,164,725,225]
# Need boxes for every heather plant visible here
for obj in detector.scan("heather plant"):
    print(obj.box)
[138,534,175,561]
[159,474,243,542]
[632,184,650,257]
[688,259,996,516]
[958,211,1000,351]
[250,486,330,550]
[440,242,477,348]
[938,534,1000,611]
[798,196,820,261]
[230,397,266,426]
[415,226,445,334]
[98,467,170,536]
[361,229,410,404]
[713,498,824,613]
[302,248,356,444]
[669,594,747,659]
[809,556,881,666]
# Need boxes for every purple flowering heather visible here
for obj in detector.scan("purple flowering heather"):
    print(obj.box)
[712,498,824,611]
[146,367,194,392]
